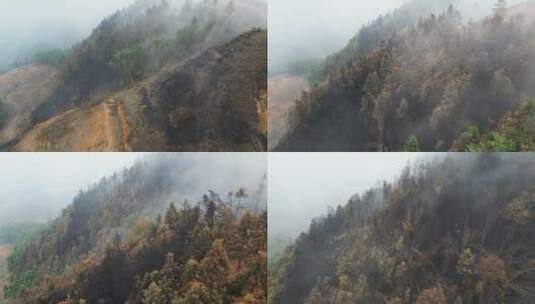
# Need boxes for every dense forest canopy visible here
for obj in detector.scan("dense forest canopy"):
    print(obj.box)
[0,0,267,152]
[274,0,535,152]
[0,153,266,303]
[269,153,535,303]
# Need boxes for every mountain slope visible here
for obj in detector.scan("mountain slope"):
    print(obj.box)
[1,0,267,151]
[4,155,267,303]
[0,65,60,148]
[269,154,535,303]
[275,1,535,151]
[12,29,267,152]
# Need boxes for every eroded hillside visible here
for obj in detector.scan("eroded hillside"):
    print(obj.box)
[13,29,267,152]
[0,65,60,148]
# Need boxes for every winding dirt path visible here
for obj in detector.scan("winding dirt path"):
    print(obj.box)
[103,98,131,151]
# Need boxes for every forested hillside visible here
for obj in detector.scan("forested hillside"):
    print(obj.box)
[269,154,535,303]
[275,0,535,151]
[2,155,267,303]
[0,223,40,304]
[0,0,267,151]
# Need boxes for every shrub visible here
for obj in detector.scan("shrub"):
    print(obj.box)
[403,135,420,152]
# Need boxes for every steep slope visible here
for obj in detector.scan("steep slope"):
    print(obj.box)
[276,1,535,151]
[268,74,309,149]
[30,0,265,122]
[1,0,267,151]
[0,65,60,148]
[13,29,267,152]
[4,156,267,303]
[270,154,535,303]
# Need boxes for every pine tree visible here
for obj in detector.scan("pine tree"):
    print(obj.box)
[492,0,508,25]
[143,282,166,304]
[165,203,180,228]
[204,196,217,229]
[200,239,230,289]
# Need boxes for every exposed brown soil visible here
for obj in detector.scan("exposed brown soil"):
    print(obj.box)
[0,65,60,145]
[268,74,309,149]
[11,29,267,152]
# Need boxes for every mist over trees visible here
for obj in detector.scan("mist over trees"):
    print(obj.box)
[0,153,266,303]
[0,0,268,152]
[275,0,535,151]
[0,153,138,225]
[268,153,425,243]
[31,0,266,122]
[0,153,265,225]
[0,0,134,71]
[270,153,535,303]
[268,0,405,74]
[268,0,526,75]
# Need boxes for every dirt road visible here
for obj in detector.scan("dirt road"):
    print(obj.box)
[103,98,131,151]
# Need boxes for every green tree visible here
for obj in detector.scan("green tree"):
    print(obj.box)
[143,282,166,304]
[403,135,420,152]
[176,18,200,51]
[204,197,217,229]
[165,203,180,228]
[32,49,68,67]
[111,45,148,85]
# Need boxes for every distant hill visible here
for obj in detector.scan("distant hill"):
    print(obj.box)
[275,0,535,151]
[269,154,535,303]
[0,65,60,148]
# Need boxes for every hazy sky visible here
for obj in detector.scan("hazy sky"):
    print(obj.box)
[0,153,138,224]
[0,153,266,225]
[268,0,407,71]
[0,0,135,68]
[268,153,433,240]
[268,0,530,72]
